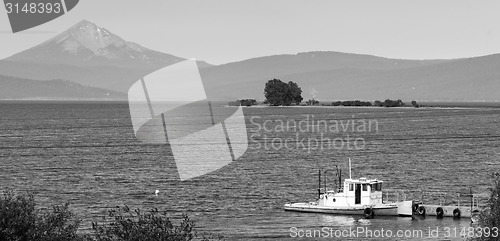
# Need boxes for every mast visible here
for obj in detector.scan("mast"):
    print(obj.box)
[318,169,321,199]
[349,158,352,179]
[324,171,326,193]
[337,166,342,191]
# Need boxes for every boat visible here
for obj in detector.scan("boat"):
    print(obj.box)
[284,159,413,218]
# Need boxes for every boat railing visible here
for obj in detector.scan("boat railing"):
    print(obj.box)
[382,189,408,203]
[409,190,489,210]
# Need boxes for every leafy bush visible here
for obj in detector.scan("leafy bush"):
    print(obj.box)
[0,190,82,241]
[373,99,405,107]
[306,99,319,106]
[331,100,372,107]
[471,173,500,240]
[0,190,37,240]
[91,206,222,241]
[0,191,222,241]
[384,99,404,107]
[228,99,257,107]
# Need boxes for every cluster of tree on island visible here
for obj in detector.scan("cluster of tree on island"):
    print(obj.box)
[263,79,303,106]
[228,79,303,106]
[227,79,420,107]
[324,99,412,107]
[331,99,420,107]
[228,99,257,106]
[331,100,373,106]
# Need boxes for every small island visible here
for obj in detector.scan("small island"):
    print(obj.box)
[228,78,421,108]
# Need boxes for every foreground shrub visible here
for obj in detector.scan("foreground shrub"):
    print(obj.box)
[0,190,82,241]
[0,191,36,240]
[0,191,222,241]
[92,206,222,241]
[471,173,500,240]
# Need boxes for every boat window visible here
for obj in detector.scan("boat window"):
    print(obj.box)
[376,183,382,191]
[349,184,353,191]
[362,184,367,191]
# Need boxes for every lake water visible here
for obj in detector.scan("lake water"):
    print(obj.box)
[1,102,499,240]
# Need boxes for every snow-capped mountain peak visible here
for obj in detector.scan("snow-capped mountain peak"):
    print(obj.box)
[53,19,128,55]
[47,19,146,59]
[6,19,184,68]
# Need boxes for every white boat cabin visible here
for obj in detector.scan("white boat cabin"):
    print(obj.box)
[318,178,384,207]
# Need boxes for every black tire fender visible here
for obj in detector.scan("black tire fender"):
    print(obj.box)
[417,206,426,216]
[412,203,419,213]
[453,208,461,219]
[436,207,444,218]
[364,207,375,219]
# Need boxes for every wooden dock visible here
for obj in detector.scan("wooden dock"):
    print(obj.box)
[384,189,485,219]
[413,204,479,218]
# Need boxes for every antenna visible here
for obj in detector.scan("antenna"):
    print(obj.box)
[349,158,352,179]
[318,169,321,199]
[337,166,342,192]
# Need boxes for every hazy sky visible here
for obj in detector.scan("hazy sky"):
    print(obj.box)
[1,0,499,64]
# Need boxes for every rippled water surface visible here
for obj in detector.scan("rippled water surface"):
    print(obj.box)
[1,103,499,240]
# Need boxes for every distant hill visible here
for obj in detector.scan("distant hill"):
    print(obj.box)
[0,75,126,100]
[199,51,455,100]
[200,52,500,101]
[280,53,500,101]
[1,19,499,101]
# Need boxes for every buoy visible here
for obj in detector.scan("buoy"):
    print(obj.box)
[155,190,160,196]
[436,207,444,218]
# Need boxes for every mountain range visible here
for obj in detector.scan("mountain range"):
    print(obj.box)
[1,19,499,101]
[0,75,125,100]
[200,52,500,101]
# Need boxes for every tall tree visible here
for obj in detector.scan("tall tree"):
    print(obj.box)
[287,81,303,104]
[264,79,303,106]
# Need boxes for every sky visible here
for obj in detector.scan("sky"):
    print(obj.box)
[1,0,500,65]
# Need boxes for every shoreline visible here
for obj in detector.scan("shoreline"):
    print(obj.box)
[2,100,500,109]
[247,103,500,109]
